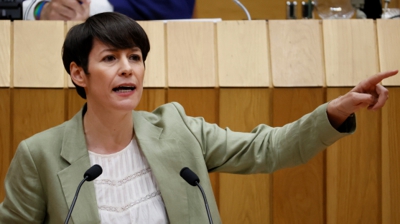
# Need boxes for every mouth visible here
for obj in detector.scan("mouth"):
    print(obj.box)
[112,84,136,93]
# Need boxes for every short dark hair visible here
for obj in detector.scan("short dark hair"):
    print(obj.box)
[62,12,151,99]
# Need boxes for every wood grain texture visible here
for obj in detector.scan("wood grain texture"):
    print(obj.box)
[167,22,216,87]
[323,20,379,87]
[13,21,64,88]
[0,89,11,201]
[326,88,381,224]
[382,87,400,224]
[376,19,400,86]
[136,88,166,112]
[167,88,220,205]
[12,89,65,152]
[217,21,270,87]
[138,21,166,88]
[269,20,325,87]
[67,88,86,120]
[219,88,271,224]
[0,21,11,87]
[272,88,325,224]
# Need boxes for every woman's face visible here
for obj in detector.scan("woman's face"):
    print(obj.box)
[83,39,145,112]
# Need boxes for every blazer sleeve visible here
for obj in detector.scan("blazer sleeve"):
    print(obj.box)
[172,102,355,174]
[0,141,46,223]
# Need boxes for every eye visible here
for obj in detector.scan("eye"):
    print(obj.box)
[102,55,116,62]
[130,54,142,61]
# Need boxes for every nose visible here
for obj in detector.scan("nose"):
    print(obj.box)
[119,57,133,77]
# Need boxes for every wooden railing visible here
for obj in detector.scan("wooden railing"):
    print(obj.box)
[0,19,399,223]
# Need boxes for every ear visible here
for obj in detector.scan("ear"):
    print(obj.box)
[70,62,87,87]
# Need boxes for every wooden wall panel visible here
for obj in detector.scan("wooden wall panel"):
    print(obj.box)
[217,21,270,87]
[377,20,400,86]
[13,21,64,88]
[167,22,216,87]
[67,88,86,120]
[326,88,381,224]
[167,88,219,205]
[138,22,166,88]
[0,21,11,87]
[382,87,400,224]
[269,20,325,87]
[272,88,325,224]
[136,88,166,112]
[0,89,11,201]
[323,20,379,87]
[219,88,271,224]
[12,89,65,152]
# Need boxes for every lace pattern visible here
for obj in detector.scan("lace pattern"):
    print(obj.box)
[98,190,162,213]
[88,138,168,223]
[94,168,152,187]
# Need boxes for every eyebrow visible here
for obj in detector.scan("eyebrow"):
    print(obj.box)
[100,47,141,54]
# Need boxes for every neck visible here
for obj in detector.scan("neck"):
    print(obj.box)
[83,104,134,154]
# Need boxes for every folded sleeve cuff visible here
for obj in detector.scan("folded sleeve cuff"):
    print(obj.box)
[315,103,356,147]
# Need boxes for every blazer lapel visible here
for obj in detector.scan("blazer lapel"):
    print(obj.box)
[133,111,189,223]
[58,107,100,224]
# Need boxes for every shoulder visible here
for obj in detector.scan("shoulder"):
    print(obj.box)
[20,110,82,157]
[20,122,67,154]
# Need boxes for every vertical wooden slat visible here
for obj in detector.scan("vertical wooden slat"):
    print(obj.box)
[138,21,166,88]
[382,88,400,224]
[269,20,325,87]
[136,88,166,112]
[219,88,271,224]
[217,21,270,87]
[13,89,65,152]
[13,21,64,88]
[326,88,381,224]
[323,20,379,86]
[167,88,219,205]
[272,88,324,224]
[0,21,11,87]
[167,22,216,87]
[0,89,11,201]
[376,19,400,86]
[67,88,86,120]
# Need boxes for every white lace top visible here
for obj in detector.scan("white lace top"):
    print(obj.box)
[88,139,169,224]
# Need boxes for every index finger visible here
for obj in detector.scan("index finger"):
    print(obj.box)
[366,70,398,86]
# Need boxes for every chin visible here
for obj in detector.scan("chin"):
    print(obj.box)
[116,102,139,111]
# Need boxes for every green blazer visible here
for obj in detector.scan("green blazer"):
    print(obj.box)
[0,102,353,224]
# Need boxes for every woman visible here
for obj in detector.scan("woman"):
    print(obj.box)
[0,12,397,224]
